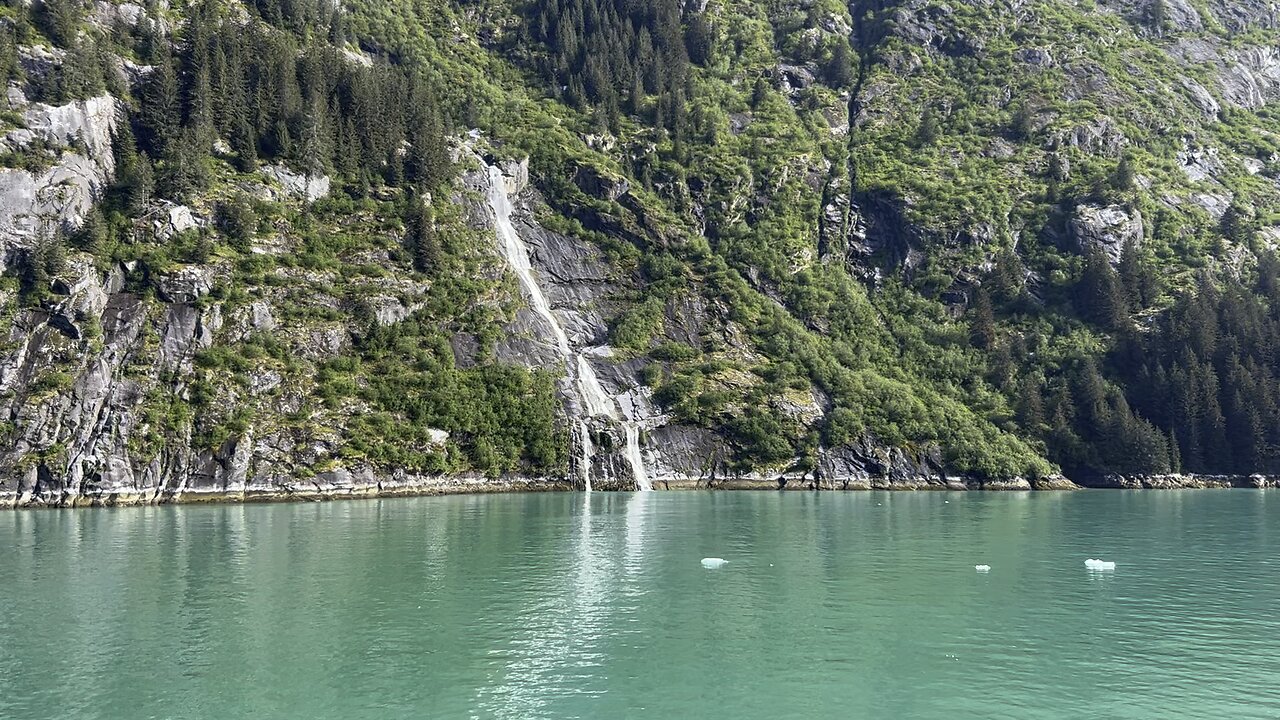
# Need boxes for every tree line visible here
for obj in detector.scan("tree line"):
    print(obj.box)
[522,0,695,135]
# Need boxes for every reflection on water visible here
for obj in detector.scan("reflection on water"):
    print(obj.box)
[478,492,653,718]
[2,491,1279,720]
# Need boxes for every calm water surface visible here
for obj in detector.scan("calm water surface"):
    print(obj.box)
[2,491,1278,719]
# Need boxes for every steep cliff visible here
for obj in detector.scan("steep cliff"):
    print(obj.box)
[4,0,1280,505]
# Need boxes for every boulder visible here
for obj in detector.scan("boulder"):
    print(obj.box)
[1070,204,1144,263]
[156,265,219,304]
[262,164,331,202]
[1014,47,1054,67]
[152,203,200,241]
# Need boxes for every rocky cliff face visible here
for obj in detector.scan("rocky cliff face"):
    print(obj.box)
[10,0,1280,505]
[0,94,118,246]
[0,135,1009,507]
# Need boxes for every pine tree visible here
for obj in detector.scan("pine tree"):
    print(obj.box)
[404,199,440,274]
[0,26,17,83]
[1077,247,1130,330]
[684,14,711,66]
[139,58,181,157]
[76,207,107,253]
[298,104,330,177]
[1149,0,1168,34]
[156,132,208,200]
[37,0,83,48]
[267,119,293,159]
[216,194,257,251]
[24,225,67,302]
[824,40,854,88]
[1018,377,1046,431]
[751,76,770,109]
[1220,201,1256,247]
[1111,155,1135,192]
[914,108,940,147]
[119,154,155,216]
[230,113,258,172]
[1009,102,1034,140]
[969,287,997,349]
[989,249,1025,304]
[1117,238,1159,309]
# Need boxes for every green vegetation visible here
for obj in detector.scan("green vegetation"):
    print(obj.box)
[7,0,1280,482]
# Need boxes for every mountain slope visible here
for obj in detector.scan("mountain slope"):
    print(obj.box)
[3,0,1280,505]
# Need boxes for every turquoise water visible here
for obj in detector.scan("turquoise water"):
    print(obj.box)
[2,491,1278,719]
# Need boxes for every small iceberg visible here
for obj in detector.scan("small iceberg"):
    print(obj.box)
[1085,558,1117,571]
[974,565,991,572]
[701,558,728,569]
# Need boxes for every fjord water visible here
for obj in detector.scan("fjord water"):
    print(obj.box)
[2,492,1278,719]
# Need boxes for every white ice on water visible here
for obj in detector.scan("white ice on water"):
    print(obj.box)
[1085,558,1117,571]
[701,558,728,569]
[487,165,651,491]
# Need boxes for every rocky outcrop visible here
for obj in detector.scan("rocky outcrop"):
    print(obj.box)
[1082,474,1280,489]
[261,164,331,202]
[0,95,119,246]
[1070,204,1143,262]
[1220,46,1280,110]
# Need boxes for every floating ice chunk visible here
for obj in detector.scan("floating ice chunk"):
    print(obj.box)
[974,565,991,572]
[701,558,728,569]
[1085,558,1117,571]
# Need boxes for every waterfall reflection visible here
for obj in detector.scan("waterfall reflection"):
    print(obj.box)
[477,492,650,718]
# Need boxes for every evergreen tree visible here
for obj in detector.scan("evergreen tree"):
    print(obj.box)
[0,26,17,83]
[75,207,107,253]
[139,58,181,157]
[298,104,330,177]
[1018,377,1046,431]
[156,132,208,199]
[118,153,155,216]
[404,198,440,274]
[751,76,770,109]
[914,108,940,147]
[1009,102,1034,140]
[230,113,258,172]
[684,14,711,66]
[1220,201,1256,247]
[1117,238,1159,309]
[36,0,83,48]
[1149,0,1168,34]
[1077,247,1129,330]
[969,287,996,349]
[824,40,854,88]
[1111,155,1135,192]
[216,194,257,251]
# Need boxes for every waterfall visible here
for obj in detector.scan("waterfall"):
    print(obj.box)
[577,419,594,493]
[485,164,651,491]
[623,422,651,491]
[487,167,571,357]
[575,355,618,420]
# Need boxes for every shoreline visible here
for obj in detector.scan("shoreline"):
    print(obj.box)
[3,472,1278,509]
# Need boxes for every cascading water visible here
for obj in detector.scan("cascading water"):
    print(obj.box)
[575,355,618,421]
[486,164,651,491]
[488,166,571,357]
[577,419,594,493]
[623,422,651,491]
